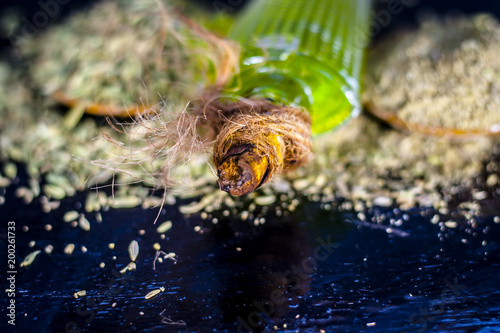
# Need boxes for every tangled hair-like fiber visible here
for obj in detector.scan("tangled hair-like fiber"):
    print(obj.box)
[194,92,313,181]
[93,102,208,190]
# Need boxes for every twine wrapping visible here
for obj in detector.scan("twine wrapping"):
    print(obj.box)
[194,94,313,195]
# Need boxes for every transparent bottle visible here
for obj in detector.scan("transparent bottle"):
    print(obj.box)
[226,0,372,134]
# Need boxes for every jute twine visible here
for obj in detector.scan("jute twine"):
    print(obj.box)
[194,93,313,178]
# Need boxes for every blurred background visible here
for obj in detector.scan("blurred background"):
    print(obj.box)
[2,0,500,54]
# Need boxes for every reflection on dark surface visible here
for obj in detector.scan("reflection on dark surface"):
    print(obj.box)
[6,192,352,332]
[214,217,315,331]
[211,207,348,332]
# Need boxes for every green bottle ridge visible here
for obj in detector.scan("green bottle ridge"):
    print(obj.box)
[227,0,372,134]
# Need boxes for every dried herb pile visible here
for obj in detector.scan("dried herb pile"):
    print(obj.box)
[0,1,499,218]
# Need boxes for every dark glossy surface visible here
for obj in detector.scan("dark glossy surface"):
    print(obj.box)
[1,181,500,332]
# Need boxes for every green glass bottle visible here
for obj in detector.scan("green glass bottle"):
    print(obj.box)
[226,0,372,134]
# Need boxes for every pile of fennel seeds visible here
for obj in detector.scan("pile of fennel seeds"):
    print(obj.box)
[0,0,499,222]
[363,14,500,135]
[0,0,219,208]
[18,0,211,109]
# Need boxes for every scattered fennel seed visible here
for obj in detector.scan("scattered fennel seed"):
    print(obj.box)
[63,210,79,223]
[145,287,165,300]
[120,262,137,274]
[156,221,172,234]
[254,195,276,206]
[129,240,139,262]
[3,162,17,179]
[64,244,75,255]
[110,196,142,209]
[43,184,66,200]
[44,245,54,254]
[20,250,41,268]
[78,214,91,231]
[445,221,458,228]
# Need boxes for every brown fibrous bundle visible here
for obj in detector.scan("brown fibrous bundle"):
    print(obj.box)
[197,94,312,174]
[94,90,313,194]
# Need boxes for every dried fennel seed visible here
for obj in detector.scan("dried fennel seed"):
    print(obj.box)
[128,240,139,262]
[145,287,165,300]
[156,221,172,234]
[109,196,142,209]
[120,262,137,274]
[78,214,91,231]
[63,210,79,223]
[15,187,34,204]
[43,184,66,200]
[20,250,41,268]
[44,245,54,254]
[254,195,276,206]
[64,244,76,255]
[0,177,10,188]
[3,162,17,179]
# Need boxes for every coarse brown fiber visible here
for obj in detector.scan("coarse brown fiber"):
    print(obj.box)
[194,92,313,181]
